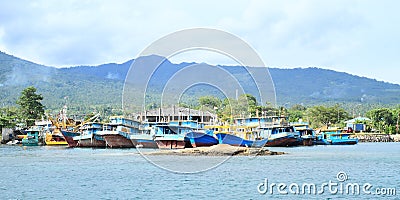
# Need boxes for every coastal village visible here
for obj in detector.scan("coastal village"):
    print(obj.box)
[1,87,399,154]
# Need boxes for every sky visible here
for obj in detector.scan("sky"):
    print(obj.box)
[0,0,399,84]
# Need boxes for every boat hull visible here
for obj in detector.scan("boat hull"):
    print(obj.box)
[22,139,39,146]
[155,140,190,149]
[315,134,359,145]
[61,131,80,147]
[76,138,106,148]
[74,135,106,148]
[103,134,134,148]
[130,135,158,148]
[216,133,268,148]
[45,134,68,146]
[328,138,358,145]
[300,138,314,146]
[45,141,68,145]
[265,136,299,147]
[331,140,358,145]
[186,132,218,148]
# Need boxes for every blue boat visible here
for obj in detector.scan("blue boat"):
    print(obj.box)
[215,133,268,148]
[315,128,358,145]
[297,127,316,146]
[291,122,316,146]
[61,130,80,147]
[96,116,141,148]
[153,120,201,149]
[259,125,300,147]
[130,121,160,148]
[186,130,218,148]
[207,125,268,148]
[73,122,106,148]
[22,127,42,146]
[234,116,288,127]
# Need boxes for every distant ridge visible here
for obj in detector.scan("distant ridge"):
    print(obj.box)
[1,51,399,113]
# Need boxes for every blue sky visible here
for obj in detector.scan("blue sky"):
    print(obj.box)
[0,0,399,84]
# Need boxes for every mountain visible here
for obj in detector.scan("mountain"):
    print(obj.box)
[0,51,123,112]
[1,51,399,114]
[269,67,400,105]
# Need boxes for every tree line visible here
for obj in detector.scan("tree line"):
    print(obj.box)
[1,86,400,134]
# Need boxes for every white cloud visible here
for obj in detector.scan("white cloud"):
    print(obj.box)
[0,0,399,83]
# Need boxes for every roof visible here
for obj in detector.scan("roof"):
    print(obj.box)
[345,117,371,123]
[137,107,216,117]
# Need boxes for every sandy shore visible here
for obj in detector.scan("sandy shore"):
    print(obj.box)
[142,144,284,156]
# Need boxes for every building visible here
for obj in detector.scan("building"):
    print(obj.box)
[134,106,217,124]
[345,117,371,132]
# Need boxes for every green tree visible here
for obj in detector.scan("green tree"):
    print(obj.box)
[16,86,45,126]
[306,104,349,128]
[219,98,237,122]
[237,94,258,117]
[198,96,222,109]
[0,107,19,129]
[366,108,394,133]
[287,104,307,122]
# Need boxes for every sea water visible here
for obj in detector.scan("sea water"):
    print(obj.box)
[0,143,399,199]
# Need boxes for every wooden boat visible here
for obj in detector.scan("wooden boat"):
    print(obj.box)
[61,130,80,147]
[96,116,137,148]
[153,120,201,149]
[130,134,158,148]
[291,122,316,146]
[129,121,160,148]
[260,125,300,147]
[315,128,358,145]
[22,127,42,146]
[206,125,268,148]
[73,122,106,148]
[45,129,68,145]
[296,127,316,146]
[185,130,218,148]
[50,107,81,147]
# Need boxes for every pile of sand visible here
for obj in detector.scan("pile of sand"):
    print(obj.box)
[143,144,284,156]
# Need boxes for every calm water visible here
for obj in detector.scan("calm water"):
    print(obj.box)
[0,143,399,200]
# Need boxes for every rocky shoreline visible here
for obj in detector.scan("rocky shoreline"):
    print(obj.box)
[353,134,400,143]
[142,144,285,156]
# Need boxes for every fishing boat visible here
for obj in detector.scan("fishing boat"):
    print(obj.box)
[291,122,316,146]
[96,116,137,148]
[185,130,218,148]
[130,122,159,148]
[206,125,268,148]
[235,116,288,128]
[51,105,80,147]
[61,130,80,147]
[315,128,358,145]
[22,127,42,146]
[73,122,106,148]
[260,125,300,147]
[153,120,201,149]
[45,129,68,145]
[296,127,316,146]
